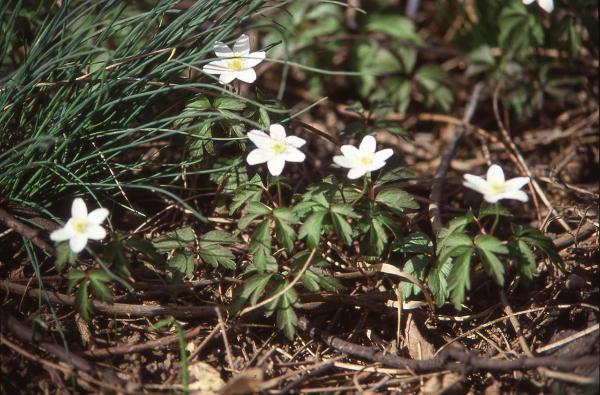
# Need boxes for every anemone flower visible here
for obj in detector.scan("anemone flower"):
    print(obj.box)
[50,198,109,253]
[246,124,306,176]
[333,135,393,179]
[202,34,266,84]
[523,0,553,13]
[463,164,530,203]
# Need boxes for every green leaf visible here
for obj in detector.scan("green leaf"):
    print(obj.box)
[199,245,235,270]
[331,212,353,246]
[330,204,357,218]
[400,255,430,299]
[213,96,246,111]
[436,215,473,255]
[239,201,271,230]
[366,15,422,43]
[230,175,263,214]
[152,226,195,252]
[364,217,387,256]
[478,248,506,286]
[428,259,452,307]
[475,235,509,255]
[438,233,473,266]
[200,230,239,246]
[55,241,77,272]
[467,45,496,76]
[124,237,165,265]
[298,210,326,249]
[448,251,473,310]
[275,218,297,253]
[250,219,272,257]
[512,225,561,264]
[75,281,92,322]
[88,269,111,283]
[273,207,299,223]
[376,188,419,213]
[90,278,113,303]
[508,238,536,281]
[149,317,176,331]
[251,250,277,274]
[376,165,415,185]
[395,232,433,255]
[67,269,86,293]
[499,2,543,59]
[478,203,513,220]
[168,251,195,280]
[275,287,299,340]
[232,273,273,311]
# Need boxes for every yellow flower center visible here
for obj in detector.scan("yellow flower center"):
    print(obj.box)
[358,154,373,166]
[488,180,505,194]
[270,140,287,155]
[71,218,87,234]
[227,58,245,71]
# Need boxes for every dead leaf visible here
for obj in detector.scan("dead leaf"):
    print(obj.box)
[188,361,225,395]
[405,313,435,360]
[219,369,264,395]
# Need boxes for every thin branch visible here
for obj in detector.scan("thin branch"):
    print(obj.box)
[297,317,598,374]
[1,279,219,319]
[429,82,484,235]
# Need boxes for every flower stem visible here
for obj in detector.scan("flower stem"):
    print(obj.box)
[351,175,369,206]
[490,203,500,235]
[276,177,283,207]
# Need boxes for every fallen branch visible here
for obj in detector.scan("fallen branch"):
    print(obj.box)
[2,313,126,389]
[0,206,54,256]
[297,317,598,374]
[429,82,484,235]
[1,279,220,319]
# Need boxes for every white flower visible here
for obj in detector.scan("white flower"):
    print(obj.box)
[50,198,109,253]
[523,0,554,13]
[333,135,393,179]
[246,124,306,176]
[463,164,530,203]
[202,34,266,84]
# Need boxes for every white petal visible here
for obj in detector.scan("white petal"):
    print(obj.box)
[50,226,73,242]
[286,135,306,148]
[373,148,393,163]
[497,190,529,202]
[333,155,354,169]
[219,71,237,84]
[282,147,305,163]
[235,68,257,83]
[269,124,287,140]
[69,234,88,253]
[538,0,553,12]
[267,156,286,176]
[203,60,229,74]
[340,144,360,159]
[366,160,387,172]
[247,129,271,149]
[359,135,376,154]
[87,208,109,225]
[486,164,505,185]
[241,51,266,68]
[483,194,502,204]
[71,198,87,219]
[522,0,535,4]
[87,225,107,240]
[233,34,250,55]
[214,42,233,58]
[247,148,270,165]
[463,174,489,195]
[347,167,367,180]
[505,176,530,192]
